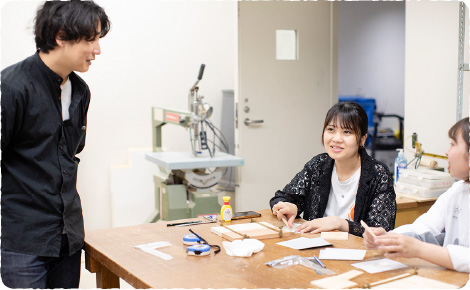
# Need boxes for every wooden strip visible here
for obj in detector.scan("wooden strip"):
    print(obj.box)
[221,224,249,239]
[365,270,417,288]
[251,219,284,237]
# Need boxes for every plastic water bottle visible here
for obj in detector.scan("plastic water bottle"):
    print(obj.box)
[394,149,407,186]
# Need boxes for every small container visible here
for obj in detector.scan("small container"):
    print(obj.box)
[220,196,233,222]
[396,181,448,198]
[399,168,455,188]
[394,149,407,186]
[183,234,202,245]
[186,244,210,256]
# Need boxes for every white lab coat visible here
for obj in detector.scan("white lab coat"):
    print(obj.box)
[393,180,469,273]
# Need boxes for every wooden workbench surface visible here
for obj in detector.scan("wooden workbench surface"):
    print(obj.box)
[84,209,468,288]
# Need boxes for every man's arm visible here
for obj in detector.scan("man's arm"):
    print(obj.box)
[1,82,23,150]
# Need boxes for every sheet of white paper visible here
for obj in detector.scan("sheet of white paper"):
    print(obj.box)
[352,258,407,274]
[276,237,331,250]
[282,222,301,232]
[318,248,366,260]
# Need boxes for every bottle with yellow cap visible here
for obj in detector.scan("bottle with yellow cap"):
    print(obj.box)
[220,196,233,222]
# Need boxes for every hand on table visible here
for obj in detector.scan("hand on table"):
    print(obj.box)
[295,216,349,234]
[272,202,297,228]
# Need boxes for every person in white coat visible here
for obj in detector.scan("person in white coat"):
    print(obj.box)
[362,117,469,273]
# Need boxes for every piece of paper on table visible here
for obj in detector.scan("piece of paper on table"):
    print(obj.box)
[282,222,301,232]
[318,248,366,260]
[135,241,173,260]
[311,270,363,289]
[321,231,348,240]
[352,258,407,274]
[276,237,332,250]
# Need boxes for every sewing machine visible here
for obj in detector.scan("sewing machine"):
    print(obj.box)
[146,65,244,221]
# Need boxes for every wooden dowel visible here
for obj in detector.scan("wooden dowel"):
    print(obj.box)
[251,219,284,237]
[364,270,417,288]
[221,224,249,239]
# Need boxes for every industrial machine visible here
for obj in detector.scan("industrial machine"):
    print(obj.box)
[408,132,448,170]
[145,65,243,222]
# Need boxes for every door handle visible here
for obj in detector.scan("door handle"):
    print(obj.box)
[244,118,264,126]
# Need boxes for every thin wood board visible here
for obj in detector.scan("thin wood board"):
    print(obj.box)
[211,221,291,241]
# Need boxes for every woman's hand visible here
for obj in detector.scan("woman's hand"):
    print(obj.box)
[295,216,349,234]
[374,233,422,258]
[362,227,387,250]
[272,202,297,228]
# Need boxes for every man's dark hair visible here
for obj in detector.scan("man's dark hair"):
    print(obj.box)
[34,0,111,53]
[321,102,369,151]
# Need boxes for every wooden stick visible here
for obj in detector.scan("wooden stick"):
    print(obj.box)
[221,224,249,239]
[251,219,284,238]
[281,215,290,228]
[364,270,417,288]
[360,220,376,238]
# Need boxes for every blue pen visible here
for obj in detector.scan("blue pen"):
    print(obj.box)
[313,255,326,268]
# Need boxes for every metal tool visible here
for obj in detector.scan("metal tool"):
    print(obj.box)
[147,65,244,222]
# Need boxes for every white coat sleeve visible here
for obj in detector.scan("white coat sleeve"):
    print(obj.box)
[447,244,469,273]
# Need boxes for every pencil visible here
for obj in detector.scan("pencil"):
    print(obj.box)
[360,220,376,238]
[313,255,326,268]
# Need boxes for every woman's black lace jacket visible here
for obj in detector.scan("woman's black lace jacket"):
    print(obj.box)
[269,149,396,237]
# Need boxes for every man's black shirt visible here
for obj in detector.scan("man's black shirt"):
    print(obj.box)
[1,52,90,257]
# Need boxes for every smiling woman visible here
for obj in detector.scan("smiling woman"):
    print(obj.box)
[270,102,396,237]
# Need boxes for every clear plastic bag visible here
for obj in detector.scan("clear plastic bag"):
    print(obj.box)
[266,255,335,275]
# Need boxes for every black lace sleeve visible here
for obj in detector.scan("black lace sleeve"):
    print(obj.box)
[269,158,317,216]
[349,163,397,237]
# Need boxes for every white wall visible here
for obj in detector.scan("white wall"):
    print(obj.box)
[1,0,237,230]
[1,0,467,231]
[338,1,405,132]
[405,1,469,169]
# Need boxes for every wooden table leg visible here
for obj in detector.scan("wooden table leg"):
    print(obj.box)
[85,252,120,289]
[96,265,120,289]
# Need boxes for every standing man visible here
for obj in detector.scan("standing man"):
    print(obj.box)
[1,0,110,288]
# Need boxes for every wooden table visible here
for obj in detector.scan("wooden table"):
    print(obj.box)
[84,209,468,289]
[395,194,437,227]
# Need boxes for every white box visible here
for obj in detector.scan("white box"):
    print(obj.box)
[396,181,448,198]
[398,168,455,188]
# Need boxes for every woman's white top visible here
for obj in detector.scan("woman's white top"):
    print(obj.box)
[60,78,72,121]
[324,165,360,221]
[393,180,469,273]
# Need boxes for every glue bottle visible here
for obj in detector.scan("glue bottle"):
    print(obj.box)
[220,196,233,222]
[394,149,407,187]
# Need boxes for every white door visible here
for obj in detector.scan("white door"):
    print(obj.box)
[235,1,338,211]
